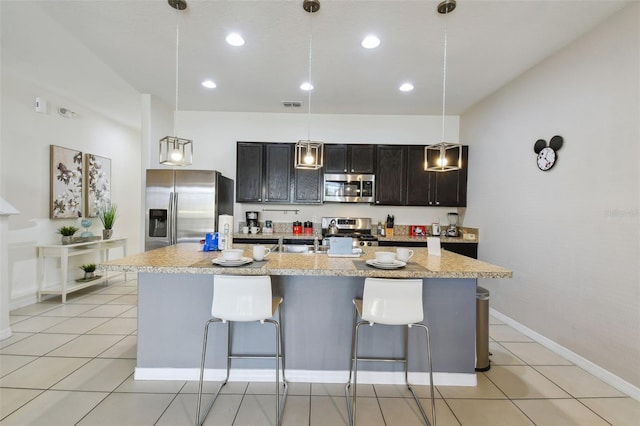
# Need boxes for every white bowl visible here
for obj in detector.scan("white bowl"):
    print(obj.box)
[222,249,244,261]
[375,251,397,264]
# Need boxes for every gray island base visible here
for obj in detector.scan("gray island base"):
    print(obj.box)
[101,244,512,387]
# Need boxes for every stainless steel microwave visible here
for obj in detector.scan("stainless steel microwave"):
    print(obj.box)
[323,174,375,203]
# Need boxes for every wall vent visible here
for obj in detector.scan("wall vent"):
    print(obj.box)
[282,101,302,108]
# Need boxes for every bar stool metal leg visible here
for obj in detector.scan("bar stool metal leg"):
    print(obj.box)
[344,320,437,426]
[344,302,358,425]
[196,314,288,426]
[344,278,436,426]
[195,318,226,426]
[264,317,288,426]
[407,323,436,426]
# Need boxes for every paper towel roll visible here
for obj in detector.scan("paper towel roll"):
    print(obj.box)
[218,215,234,249]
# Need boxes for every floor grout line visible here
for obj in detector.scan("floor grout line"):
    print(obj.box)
[2,278,638,425]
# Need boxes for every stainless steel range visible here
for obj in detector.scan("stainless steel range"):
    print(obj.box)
[321,217,378,247]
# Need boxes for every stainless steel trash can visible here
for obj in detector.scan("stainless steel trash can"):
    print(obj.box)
[475,286,491,371]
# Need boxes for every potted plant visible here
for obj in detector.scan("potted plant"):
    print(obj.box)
[98,203,117,239]
[79,263,97,280]
[58,225,79,244]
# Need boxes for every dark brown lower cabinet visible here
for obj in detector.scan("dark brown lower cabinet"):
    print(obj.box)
[379,240,478,259]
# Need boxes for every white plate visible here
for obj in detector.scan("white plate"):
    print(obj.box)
[212,257,253,267]
[365,259,407,269]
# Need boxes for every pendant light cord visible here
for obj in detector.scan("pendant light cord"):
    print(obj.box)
[306,10,313,143]
[441,21,448,142]
[174,5,180,137]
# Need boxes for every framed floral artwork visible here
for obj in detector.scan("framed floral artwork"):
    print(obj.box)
[85,154,111,217]
[50,145,83,218]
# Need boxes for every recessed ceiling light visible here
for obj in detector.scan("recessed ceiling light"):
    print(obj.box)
[225,32,245,47]
[300,82,314,91]
[399,83,414,92]
[361,35,380,49]
[202,80,217,89]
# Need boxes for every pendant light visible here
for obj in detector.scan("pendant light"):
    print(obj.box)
[294,0,324,170]
[160,0,193,167]
[425,0,462,172]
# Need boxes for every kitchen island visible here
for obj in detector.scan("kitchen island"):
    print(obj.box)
[101,244,511,386]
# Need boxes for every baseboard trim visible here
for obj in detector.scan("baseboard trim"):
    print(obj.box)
[134,368,476,387]
[490,308,640,401]
[9,293,40,311]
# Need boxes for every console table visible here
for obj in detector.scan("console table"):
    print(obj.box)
[37,237,127,303]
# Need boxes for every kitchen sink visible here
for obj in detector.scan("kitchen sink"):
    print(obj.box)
[272,244,328,254]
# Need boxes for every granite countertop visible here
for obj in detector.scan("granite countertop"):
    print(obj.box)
[101,243,511,279]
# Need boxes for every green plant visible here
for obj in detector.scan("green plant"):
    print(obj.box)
[99,204,117,229]
[57,226,79,236]
[79,263,97,273]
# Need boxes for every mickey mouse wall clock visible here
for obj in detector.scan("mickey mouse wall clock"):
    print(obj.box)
[534,135,563,171]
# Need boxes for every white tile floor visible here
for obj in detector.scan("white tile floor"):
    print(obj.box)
[2,276,639,425]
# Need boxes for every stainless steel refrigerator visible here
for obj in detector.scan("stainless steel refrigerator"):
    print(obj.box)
[145,170,234,251]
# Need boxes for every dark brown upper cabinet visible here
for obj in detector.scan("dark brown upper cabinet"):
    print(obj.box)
[236,142,264,203]
[375,145,407,205]
[406,145,468,207]
[324,144,375,174]
[236,142,322,204]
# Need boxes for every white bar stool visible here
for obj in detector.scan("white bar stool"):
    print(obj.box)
[344,278,436,426]
[195,275,288,426]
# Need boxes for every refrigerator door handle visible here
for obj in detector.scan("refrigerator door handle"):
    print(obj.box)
[172,192,179,244]
[168,192,175,245]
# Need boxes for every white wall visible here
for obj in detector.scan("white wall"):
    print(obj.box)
[461,4,639,389]
[1,70,142,307]
[144,110,462,229]
[1,2,143,308]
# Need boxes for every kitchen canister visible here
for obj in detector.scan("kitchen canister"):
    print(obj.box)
[292,221,302,235]
[303,221,313,235]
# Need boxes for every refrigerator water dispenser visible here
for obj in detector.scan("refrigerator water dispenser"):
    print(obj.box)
[149,209,167,237]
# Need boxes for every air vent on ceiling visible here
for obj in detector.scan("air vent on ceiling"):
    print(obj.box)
[282,101,302,108]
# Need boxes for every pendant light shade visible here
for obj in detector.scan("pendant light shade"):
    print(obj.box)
[160,136,193,166]
[424,142,462,172]
[295,0,324,170]
[295,140,324,169]
[425,0,462,173]
[159,0,193,167]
